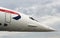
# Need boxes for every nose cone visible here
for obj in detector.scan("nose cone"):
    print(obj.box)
[38,24,55,32]
[44,27,55,32]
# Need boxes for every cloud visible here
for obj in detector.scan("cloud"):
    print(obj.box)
[0,32,33,38]
[48,35,60,38]
[39,16,60,25]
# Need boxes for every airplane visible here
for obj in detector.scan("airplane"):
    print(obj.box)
[0,7,55,32]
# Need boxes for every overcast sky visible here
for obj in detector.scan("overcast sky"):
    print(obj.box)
[0,0,60,38]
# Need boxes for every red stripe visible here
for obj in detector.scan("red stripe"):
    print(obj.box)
[0,9,20,15]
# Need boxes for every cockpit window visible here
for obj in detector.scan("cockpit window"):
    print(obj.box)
[13,15,21,20]
[29,17,38,22]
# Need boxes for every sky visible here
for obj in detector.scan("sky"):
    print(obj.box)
[0,0,60,38]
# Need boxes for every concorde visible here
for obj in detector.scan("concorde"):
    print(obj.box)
[0,7,55,32]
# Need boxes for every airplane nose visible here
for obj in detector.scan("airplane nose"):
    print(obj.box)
[41,25,55,32]
[38,24,55,32]
[46,27,55,31]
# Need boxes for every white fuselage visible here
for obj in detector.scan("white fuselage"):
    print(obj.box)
[0,7,55,32]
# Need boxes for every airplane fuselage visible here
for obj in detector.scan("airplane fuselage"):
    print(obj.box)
[0,7,55,32]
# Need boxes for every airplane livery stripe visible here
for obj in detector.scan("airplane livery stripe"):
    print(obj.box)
[0,8,21,20]
[0,8,20,15]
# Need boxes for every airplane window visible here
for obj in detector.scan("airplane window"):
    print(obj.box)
[13,15,21,20]
[29,17,38,22]
[0,23,2,25]
[4,23,8,26]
